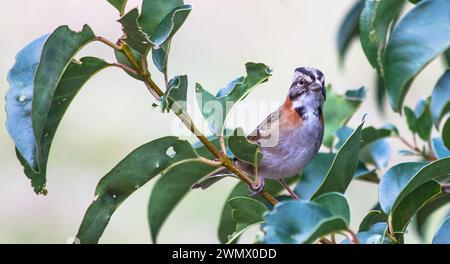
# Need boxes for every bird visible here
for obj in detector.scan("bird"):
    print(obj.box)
[192,67,326,200]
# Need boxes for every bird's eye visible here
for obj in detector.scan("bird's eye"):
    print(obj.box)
[298,79,305,86]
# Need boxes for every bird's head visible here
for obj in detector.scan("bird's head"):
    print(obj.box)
[288,67,326,110]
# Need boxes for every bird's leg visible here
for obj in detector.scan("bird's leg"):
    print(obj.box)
[249,175,265,196]
[278,179,299,200]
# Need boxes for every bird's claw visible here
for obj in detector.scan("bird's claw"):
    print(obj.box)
[249,178,265,196]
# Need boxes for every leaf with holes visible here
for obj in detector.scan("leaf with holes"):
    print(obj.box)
[228,128,262,166]
[383,0,450,112]
[107,0,127,14]
[119,8,154,55]
[77,137,206,244]
[227,197,267,244]
[5,25,100,194]
[196,63,272,135]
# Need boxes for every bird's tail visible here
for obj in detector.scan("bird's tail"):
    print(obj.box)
[191,167,233,190]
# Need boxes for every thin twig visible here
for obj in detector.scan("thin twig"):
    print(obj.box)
[112,63,139,76]
[342,229,360,244]
[96,36,122,50]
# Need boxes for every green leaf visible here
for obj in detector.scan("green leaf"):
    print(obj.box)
[431,70,450,126]
[196,63,272,135]
[383,0,450,112]
[379,158,450,214]
[359,210,387,232]
[444,119,450,149]
[323,86,365,148]
[432,138,450,159]
[77,137,204,244]
[404,106,418,132]
[114,47,142,80]
[228,128,262,166]
[107,0,127,15]
[444,48,450,67]
[152,42,170,73]
[415,193,450,240]
[148,138,220,243]
[218,178,296,244]
[361,125,397,147]
[360,0,405,70]
[343,223,392,244]
[151,4,192,46]
[5,25,97,194]
[337,0,365,63]
[334,126,354,150]
[314,192,351,226]
[360,139,391,169]
[161,75,188,114]
[390,180,442,235]
[296,121,364,200]
[262,196,350,244]
[376,75,387,112]
[227,197,267,244]
[432,216,450,244]
[139,0,184,37]
[118,8,154,55]
[404,99,433,140]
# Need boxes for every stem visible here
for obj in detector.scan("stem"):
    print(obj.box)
[319,238,334,244]
[219,136,227,154]
[442,182,450,193]
[198,157,223,167]
[96,36,122,51]
[119,42,279,206]
[330,233,336,244]
[398,136,436,161]
[112,63,139,76]
[342,229,360,244]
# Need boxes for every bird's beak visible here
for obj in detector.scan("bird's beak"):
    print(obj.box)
[309,81,323,92]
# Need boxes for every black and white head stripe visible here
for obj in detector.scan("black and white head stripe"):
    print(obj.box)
[294,67,325,86]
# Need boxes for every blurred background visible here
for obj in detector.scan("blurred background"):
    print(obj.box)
[0,0,447,243]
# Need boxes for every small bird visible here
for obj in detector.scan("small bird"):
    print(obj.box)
[192,67,326,199]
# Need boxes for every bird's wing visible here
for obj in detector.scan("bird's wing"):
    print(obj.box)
[247,110,280,144]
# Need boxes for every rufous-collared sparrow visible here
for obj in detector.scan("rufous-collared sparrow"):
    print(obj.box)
[192,67,326,199]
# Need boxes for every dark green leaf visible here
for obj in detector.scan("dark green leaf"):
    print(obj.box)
[415,98,433,141]
[359,210,387,232]
[196,63,272,135]
[263,196,349,244]
[379,158,450,214]
[314,192,350,225]
[161,75,188,114]
[77,137,204,243]
[151,4,192,46]
[114,47,142,80]
[139,0,184,37]
[218,178,296,244]
[361,125,397,147]
[415,193,450,240]
[444,119,450,149]
[444,48,450,67]
[376,75,387,112]
[305,121,363,199]
[228,128,262,166]
[6,25,97,194]
[323,86,365,148]
[118,8,154,54]
[343,223,392,244]
[384,0,450,112]
[359,139,391,168]
[404,106,418,132]
[337,0,365,63]
[152,42,170,73]
[148,138,221,243]
[390,180,442,235]
[360,0,405,70]
[227,197,267,244]
[295,153,334,200]
[354,163,379,183]
[107,0,127,15]
[431,70,450,126]
[432,138,450,159]
[432,216,450,244]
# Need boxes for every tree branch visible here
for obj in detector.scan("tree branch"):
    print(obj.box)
[118,42,279,206]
